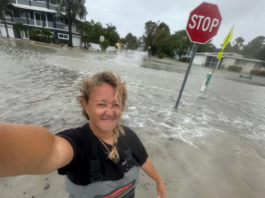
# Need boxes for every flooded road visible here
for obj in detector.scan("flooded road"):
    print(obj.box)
[1,38,265,198]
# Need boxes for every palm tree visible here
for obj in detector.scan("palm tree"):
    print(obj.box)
[77,21,93,48]
[90,20,102,43]
[56,0,87,47]
[13,22,27,39]
[40,28,53,43]
[234,37,245,47]
[0,0,16,38]
[105,23,116,32]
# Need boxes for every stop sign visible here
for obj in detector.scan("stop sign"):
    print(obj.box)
[186,2,222,44]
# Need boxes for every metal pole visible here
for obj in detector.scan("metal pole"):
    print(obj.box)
[205,58,221,91]
[175,43,199,109]
[212,58,221,75]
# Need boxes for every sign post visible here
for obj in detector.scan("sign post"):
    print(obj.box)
[100,35,104,51]
[201,25,234,91]
[175,2,222,109]
[212,25,234,74]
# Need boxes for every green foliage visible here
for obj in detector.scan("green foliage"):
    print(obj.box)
[55,39,60,44]
[108,31,120,46]
[124,33,138,50]
[78,21,119,46]
[197,40,217,52]
[13,23,27,38]
[78,21,94,47]
[28,28,52,43]
[143,21,170,55]
[158,53,165,59]
[157,30,192,60]
[29,29,41,40]
[55,0,87,47]
[41,28,53,38]
[13,23,27,31]
[228,66,243,72]
[101,40,109,50]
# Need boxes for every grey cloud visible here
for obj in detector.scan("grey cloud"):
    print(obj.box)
[85,0,265,47]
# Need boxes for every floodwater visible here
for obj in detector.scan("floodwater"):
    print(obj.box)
[1,38,265,198]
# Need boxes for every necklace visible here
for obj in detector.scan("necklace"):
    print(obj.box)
[96,136,111,153]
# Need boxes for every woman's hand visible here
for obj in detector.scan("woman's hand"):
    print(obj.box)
[156,181,166,198]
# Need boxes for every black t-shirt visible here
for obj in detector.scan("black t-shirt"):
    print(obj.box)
[55,124,148,186]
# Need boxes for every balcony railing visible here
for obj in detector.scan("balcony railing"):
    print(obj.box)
[14,18,27,24]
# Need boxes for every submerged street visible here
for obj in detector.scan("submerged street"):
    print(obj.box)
[1,38,265,198]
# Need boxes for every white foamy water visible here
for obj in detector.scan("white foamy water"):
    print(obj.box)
[1,38,265,148]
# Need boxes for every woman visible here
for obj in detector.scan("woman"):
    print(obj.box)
[0,71,166,198]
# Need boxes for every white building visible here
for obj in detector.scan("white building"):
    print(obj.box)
[0,0,83,47]
[193,52,265,74]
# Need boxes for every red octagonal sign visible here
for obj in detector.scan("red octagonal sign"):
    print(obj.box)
[186,2,222,44]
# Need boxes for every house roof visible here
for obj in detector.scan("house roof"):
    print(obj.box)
[223,56,265,63]
[204,54,265,63]
[13,4,56,13]
[13,4,84,22]
[196,52,243,57]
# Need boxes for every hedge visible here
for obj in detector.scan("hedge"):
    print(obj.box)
[158,53,165,59]
[228,65,243,72]
[250,70,265,76]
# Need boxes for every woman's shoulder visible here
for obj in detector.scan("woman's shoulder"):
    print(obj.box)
[55,124,88,145]
[120,125,140,141]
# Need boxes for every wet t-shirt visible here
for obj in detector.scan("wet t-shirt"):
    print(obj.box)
[56,124,148,186]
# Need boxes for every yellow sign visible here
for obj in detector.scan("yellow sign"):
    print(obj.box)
[217,51,223,59]
[115,42,120,49]
[222,25,234,51]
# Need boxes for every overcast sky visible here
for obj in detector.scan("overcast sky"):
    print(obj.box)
[85,0,265,47]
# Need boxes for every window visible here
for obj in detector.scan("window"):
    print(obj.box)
[29,11,34,20]
[50,0,56,4]
[56,17,64,24]
[20,11,29,18]
[47,13,53,22]
[58,33,69,40]
[235,59,247,66]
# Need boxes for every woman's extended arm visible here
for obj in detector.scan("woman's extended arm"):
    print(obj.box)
[0,123,73,177]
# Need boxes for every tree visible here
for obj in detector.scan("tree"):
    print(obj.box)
[77,21,93,48]
[108,31,119,46]
[197,40,217,52]
[40,28,53,43]
[143,20,170,55]
[257,47,265,61]
[105,23,116,32]
[89,20,103,43]
[102,40,109,51]
[234,37,245,47]
[163,30,192,60]
[29,29,41,40]
[143,20,159,52]
[243,36,265,58]
[13,23,27,39]
[102,23,119,46]
[56,0,87,47]
[125,33,133,49]
[0,0,16,37]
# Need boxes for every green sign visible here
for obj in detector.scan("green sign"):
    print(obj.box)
[204,73,212,86]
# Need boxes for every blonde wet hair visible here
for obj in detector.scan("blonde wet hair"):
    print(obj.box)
[77,71,127,163]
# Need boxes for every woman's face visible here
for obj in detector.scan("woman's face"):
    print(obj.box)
[84,83,122,133]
